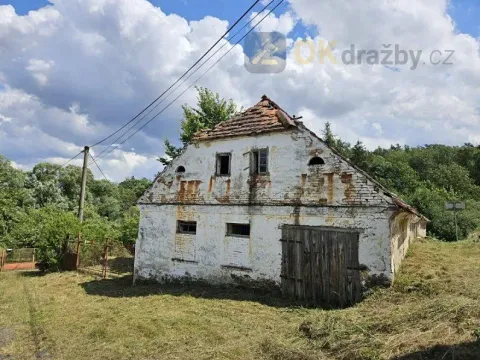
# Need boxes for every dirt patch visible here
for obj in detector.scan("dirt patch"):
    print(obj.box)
[0,327,15,348]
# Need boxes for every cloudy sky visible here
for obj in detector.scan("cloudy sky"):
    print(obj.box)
[0,0,479,181]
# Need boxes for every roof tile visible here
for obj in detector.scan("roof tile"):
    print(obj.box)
[192,95,297,142]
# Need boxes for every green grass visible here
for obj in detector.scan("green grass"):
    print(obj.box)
[1,238,479,360]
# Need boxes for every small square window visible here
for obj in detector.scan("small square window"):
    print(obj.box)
[251,149,268,174]
[226,223,250,237]
[216,153,231,176]
[177,221,197,234]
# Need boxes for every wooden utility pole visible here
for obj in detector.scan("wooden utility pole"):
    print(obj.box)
[78,146,90,223]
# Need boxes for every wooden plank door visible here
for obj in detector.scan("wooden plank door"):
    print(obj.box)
[281,226,361,307]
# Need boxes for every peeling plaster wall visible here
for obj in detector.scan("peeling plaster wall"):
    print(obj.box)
[135,127,400,285]
[134,204,394,284]
[139,129,393,207]
[390,212,427,276]
[417,220,427,238]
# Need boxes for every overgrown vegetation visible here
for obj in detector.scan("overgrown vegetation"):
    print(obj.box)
[0,156,150,269]
[1,239,479,359]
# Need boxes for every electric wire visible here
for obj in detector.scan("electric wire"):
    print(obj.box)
[89,0,262,148]
[95,0,276,159]
[89,153,109,181]
[98,0,285,159]
[60,150,84,167]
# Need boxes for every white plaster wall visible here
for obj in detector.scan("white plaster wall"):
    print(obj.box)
[135,125,401,285]
[134,204,394,284]
[390,212,426,276]
[139,127,394,207]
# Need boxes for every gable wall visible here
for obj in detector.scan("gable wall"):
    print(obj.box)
[140,127,394,208]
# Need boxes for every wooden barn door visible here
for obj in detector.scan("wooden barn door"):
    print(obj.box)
[281,226,362,308]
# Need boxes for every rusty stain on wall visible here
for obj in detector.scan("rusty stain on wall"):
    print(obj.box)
[248,174,272,205]
[344,183,356,204]
[176,180,202,202]
[208,176,214,193]
[216,178,231,203]
[135,119,427,289]
[326,173,335,203]
[341,173,353,183]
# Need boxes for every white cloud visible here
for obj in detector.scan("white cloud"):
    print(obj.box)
[26,59,54,86]
[250,10,296,34]
[0,0,479,182]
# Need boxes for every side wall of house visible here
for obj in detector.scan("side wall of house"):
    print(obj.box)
[390,212,426,275]
[417,220,427,238]
[134,204,394,284]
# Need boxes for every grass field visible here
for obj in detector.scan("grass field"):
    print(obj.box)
[1,238,479,360]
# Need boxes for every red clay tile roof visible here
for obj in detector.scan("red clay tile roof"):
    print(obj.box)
[192,95,297,142]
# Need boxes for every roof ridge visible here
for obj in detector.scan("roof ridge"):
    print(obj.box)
[258,94,295,119]
[192,95,296,142]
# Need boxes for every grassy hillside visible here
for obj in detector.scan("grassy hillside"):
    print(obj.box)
[1,239,479,360]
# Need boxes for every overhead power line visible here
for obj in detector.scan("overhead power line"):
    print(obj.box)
[95,0,277,159]
[98,0,285,159]
[60,150,84,167]
[89,153,109,181]
[89,0,262,148]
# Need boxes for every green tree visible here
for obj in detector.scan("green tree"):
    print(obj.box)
[159,87,239,165]
[350,141,371,171]
[120,206,140,248]
[26,163,66,208]
[5,206,80,269]
[322,122,336,147]
[118,177,151,211]
[321,122,351,157]
[0,155,34,246]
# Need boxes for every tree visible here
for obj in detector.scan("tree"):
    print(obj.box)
[118,177,151,211]
[350,141,371,171]
[322,122,335,147]
[159,87,240,165]
[119,206,140,248]
[0,155,34,246]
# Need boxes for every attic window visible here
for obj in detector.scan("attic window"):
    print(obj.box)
[176,166,185,173]
[308,157,325,166]
[216,153,231,176]
[251,149,268,174]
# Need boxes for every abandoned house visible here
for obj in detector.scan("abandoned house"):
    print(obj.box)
[135,95,428,307]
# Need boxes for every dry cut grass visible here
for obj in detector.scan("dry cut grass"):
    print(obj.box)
[0,238,479,360]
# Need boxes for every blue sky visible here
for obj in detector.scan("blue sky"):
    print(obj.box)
[2,0,478,37]
[1,0,480,180]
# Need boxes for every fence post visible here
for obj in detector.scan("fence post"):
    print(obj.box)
[0,249,5,272]
[75,233,82,271]
[102,238,109,279]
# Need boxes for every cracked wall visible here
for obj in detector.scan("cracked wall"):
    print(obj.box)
[135,127,399,285]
